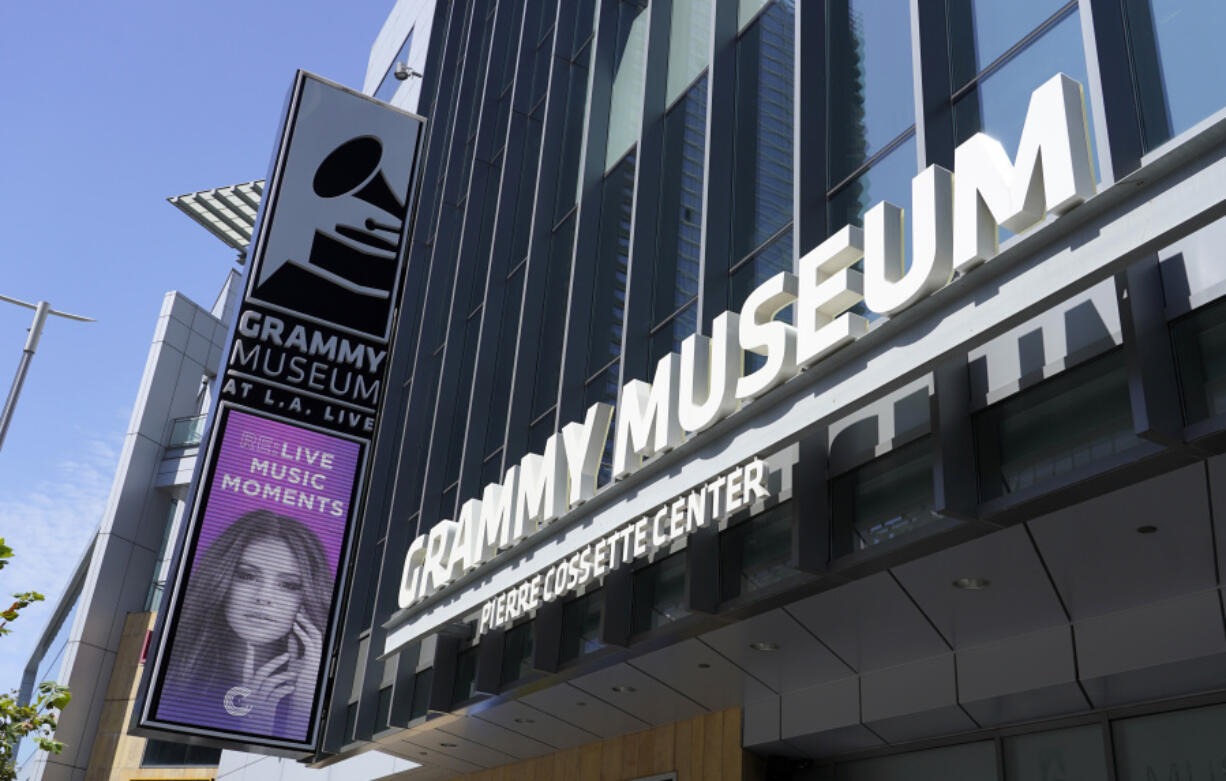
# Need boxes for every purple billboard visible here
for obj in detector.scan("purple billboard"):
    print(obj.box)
[150,407,361,742]
[135,70,424,754]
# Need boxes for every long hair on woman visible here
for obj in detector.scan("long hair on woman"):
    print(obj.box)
[165,509,331,691]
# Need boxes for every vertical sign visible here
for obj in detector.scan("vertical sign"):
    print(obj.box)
[136,71,424,753]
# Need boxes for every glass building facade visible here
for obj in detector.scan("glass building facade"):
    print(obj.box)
[312,0,1226,777]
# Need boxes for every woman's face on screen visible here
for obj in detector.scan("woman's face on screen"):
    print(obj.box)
[225,537,305,646]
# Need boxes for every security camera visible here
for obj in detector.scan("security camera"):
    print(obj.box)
[393,62,421,81]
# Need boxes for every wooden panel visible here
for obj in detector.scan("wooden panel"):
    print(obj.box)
[447,707,749,781]
[704,711,724,781]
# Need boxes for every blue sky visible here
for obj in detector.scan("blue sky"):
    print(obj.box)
[0,0,397,695]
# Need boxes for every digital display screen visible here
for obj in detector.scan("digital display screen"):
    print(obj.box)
[150,407,361,742]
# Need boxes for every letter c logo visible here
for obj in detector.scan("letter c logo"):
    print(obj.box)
[223,685,253,717]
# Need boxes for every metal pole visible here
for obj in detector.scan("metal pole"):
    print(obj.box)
[0,301,51,452]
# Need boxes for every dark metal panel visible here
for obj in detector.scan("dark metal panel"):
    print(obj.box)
[600,564,634,647]
[532,599,565,673]
[1117,256,1185,447]
[686,525,720,613]
[418,0,526,527]
[793,0,828,259]
[791,429,830,573]
[388,647,419,728]
[911,0,955,170]
[931,357,979,520]
[475,628,506,695]
[556,0,622,427]
[335,0,495,750]
[619,0,673,384]
[1079,0,1146,182]
[428,634,462,713]
[698,0,738,331]
[502,0,575,466]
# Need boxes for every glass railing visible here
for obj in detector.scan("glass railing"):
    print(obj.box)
[167,414,207,448]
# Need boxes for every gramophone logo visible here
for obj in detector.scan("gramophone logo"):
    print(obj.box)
[252,134,411,339]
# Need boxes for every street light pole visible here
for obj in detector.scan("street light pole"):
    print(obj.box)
[0,294,95,453]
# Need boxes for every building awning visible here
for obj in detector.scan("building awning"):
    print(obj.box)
[168,180,264,260]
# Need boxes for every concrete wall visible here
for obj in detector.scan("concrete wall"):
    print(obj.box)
[25,279,237,781]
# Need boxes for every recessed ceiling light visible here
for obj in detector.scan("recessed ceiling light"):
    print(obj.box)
[952,577,991,590]
[514,717,535,724]
[439,742,458,748]
[1137,525,1158,534]
[697,662,711,669]
[611,685,636,693]
[749,641,780,652]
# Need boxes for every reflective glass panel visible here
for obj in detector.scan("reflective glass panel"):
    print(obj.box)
[501,622,535,686]
[719,503,796,601]
[654,78,708,324]
[632,552,691,634]
[588,153,636,375]
[1113,703,1226,781]
[948,0,1068,88]
[828,133,917,233]
[827,0,915,185]
[667,0,715,105]
[733,0,795,261]
[830,436,942,556]
[953,11,1098,182]
[560,589,605,662]
[836,741,999,780]
[606,2,650,171]
[974,350,1137,501]
[1125,0,1226,149]
[650,303,698,367]
[1172,297,1226,423]
[730,228,793,314]
[1004,725,1109,781]
[739,0,774,30]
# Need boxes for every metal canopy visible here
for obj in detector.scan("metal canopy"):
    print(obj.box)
[167,180,264,259]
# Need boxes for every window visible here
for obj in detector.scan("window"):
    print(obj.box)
[530,216,576,419]
[140,739,222,768]
[831,436,940,556]
[826,0,917,298]
[452,646,479,703]
[949,2,1098,183]
[651,77,707,336]
[827,0,916,195]
[720,502,795,601]
[501,621,535,687]
[1124,0,1226,150]
[732,0,795,263]
[631,552,690,634]
[1172,288,1226,424]
[837,741,998,780]
[559,589,605,662]
[974,350,1138,501]
[588,153,636,375]
[1112,703,1226,781]
[1004,724,1108,781]
[667,0,715,105]
[605,1,650,170]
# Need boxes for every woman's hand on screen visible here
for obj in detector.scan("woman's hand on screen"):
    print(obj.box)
[288,612,323,714]
[245,651,295,732]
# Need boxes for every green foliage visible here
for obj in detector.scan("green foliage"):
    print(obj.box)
[0,538,70,781]
[0,682,70,780]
